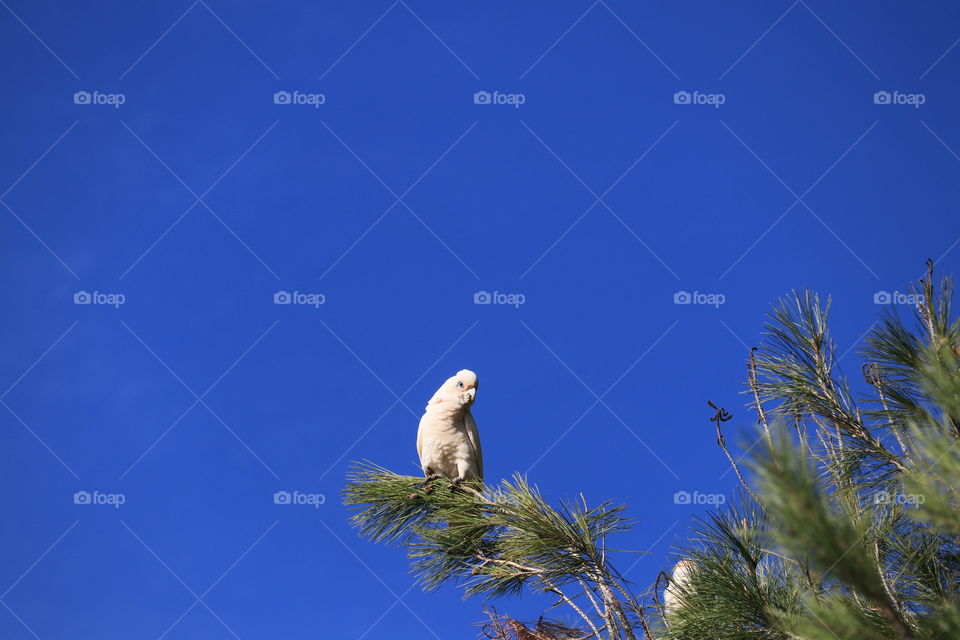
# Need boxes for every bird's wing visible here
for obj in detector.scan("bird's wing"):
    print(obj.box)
[464,410,482,481]
[416,416,424,466]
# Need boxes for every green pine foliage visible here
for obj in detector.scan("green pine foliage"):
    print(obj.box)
[344,465,644,639]
[665,262,960,640]
[344,262,960,640]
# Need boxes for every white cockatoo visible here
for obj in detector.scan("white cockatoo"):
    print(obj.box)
[664,559,696,620]
[416,369,482,486]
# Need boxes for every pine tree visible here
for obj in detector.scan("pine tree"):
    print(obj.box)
[343,261,960,639]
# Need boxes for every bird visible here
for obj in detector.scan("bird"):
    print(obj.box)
[664,559,696,620]
[416,369,482,487]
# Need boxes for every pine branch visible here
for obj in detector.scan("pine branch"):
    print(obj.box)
[659,264,960,639]
[343,464,640,639]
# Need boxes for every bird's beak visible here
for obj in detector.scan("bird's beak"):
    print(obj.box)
[466,388,476,402]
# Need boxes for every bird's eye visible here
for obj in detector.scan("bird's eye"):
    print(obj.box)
[456,381,464,389]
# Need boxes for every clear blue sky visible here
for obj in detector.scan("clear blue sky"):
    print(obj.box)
[2,1,959,637]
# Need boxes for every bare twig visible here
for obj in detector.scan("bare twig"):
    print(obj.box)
[864,363,914,465]
[577,577,604,626]
[544,579,602,640]
[475,555,544,576]
[709,401,762,505]
[749,348,773,445]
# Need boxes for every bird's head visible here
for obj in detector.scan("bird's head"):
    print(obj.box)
[432,369,478,407]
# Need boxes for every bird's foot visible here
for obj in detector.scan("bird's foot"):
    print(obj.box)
[418,473,441,495]
[419,474,439,488]
[450,477,464,490]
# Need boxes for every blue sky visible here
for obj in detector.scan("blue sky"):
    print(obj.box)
[1,1,959,637]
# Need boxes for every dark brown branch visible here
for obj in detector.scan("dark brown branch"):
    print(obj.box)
[708,401,762,505]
